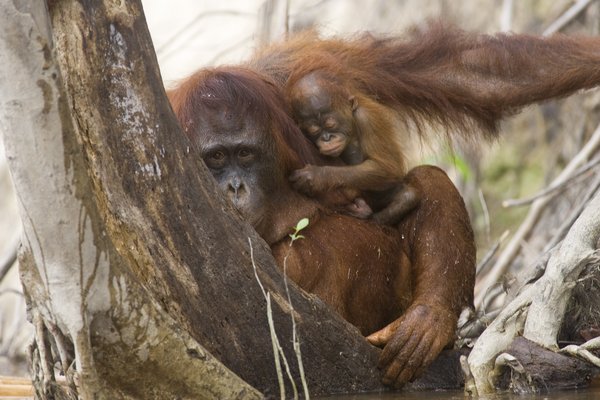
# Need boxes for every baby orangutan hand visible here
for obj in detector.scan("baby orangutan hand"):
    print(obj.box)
[289,165,328,195]
[366,303,457,388]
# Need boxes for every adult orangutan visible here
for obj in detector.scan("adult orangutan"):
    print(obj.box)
[169,23,600,388]
[168,66,476,388]
[249,23,600,226]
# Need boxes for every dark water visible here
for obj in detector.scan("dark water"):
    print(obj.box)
[318,387,600,400]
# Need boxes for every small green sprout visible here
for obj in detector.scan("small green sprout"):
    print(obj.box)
[289,218,309,243]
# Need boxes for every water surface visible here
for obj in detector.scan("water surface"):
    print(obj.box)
[319,387,600,400]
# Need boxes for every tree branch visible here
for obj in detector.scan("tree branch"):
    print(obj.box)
[475,122,600,306]
[468,190,600,395]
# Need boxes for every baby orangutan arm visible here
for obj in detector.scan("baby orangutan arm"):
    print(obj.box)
[290,159,399,194]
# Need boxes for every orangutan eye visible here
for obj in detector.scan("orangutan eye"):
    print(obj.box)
[211,151,225,160]
[238,148,254,160]
[307,125,321,135]
[237,148,256,166]
[204,150,227,169]
[324,117,337,130]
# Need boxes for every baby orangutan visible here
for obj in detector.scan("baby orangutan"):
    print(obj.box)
[289,71,420,225]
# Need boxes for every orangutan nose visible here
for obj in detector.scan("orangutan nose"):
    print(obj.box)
[228,176,243,201]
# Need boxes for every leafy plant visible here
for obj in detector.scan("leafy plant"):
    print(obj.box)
[289,218,309,242]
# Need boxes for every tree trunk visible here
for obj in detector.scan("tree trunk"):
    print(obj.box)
[1,1,260,399]
[1,0,388,398]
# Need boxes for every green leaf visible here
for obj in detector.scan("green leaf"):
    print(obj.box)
[295,218,309,232]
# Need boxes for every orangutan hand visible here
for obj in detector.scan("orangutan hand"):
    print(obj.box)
[289,164,327,195]
[366,303,457,388]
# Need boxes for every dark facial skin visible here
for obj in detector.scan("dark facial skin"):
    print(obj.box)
[291,74,356,158]
[195,109,278,228]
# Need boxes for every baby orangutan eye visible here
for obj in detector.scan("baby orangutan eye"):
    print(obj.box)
[324,117,337,130]
[305,124,319,134]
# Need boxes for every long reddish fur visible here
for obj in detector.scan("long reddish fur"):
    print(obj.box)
[167,63,477,388]
[251,22,600,140]
[168,66,321,173]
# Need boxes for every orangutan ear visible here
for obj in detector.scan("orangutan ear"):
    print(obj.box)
[349,95,359,112]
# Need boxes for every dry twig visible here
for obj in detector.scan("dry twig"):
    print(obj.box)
[475,122,600,307]
[543,0,595,36]
[0,234,19,284]
[502,156,600,208]
[500,0,514,32]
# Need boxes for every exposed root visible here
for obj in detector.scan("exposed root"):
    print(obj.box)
[29,312,77,400]
[561,336,600,368]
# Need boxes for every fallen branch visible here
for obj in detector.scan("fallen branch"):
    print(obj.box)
[0,383,33,397]
[0,376,32,385]
[475,122,600,306]
[468,189,600,395]
[501,337,598,392]
[562,336,600,367]
[480,174,600,311]
[0,375,70,397]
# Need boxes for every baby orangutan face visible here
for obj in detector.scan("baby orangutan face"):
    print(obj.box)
[290,73,356,158]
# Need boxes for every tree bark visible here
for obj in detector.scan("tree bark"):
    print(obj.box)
[1,1,260,399]
[498,337,599,391]
[2,0,392,398]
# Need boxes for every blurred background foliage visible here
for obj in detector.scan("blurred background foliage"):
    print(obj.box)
[2,0,600,376]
